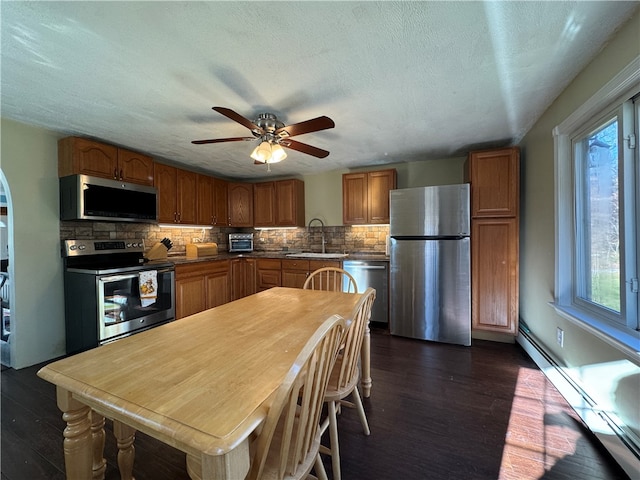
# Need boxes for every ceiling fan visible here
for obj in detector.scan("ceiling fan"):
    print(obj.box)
[192,107,335,166]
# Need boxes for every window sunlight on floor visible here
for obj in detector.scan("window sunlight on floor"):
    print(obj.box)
[499,366,585,479]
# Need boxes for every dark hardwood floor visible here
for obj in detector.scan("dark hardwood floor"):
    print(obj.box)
[1,330,629,480]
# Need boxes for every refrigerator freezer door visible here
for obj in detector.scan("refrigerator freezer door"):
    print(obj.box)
[390,237,471,345]
[390,184,470,237]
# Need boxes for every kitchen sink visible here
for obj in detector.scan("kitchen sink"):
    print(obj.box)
[285,253,349,259]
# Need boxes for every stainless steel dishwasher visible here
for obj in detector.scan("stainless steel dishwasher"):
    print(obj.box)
[343,260,388,325]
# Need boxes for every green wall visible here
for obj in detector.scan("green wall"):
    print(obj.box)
[0,118,66,368]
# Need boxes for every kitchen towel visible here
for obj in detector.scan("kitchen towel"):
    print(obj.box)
[139,270,158,307]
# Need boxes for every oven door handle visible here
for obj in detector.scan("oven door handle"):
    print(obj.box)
[98,267,174,283]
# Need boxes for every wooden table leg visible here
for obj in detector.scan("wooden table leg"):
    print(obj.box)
[361,321,372,398]
[56,388,93,479]
[200,438,250,480]
[113,420,137,480]
[90,411,107,480]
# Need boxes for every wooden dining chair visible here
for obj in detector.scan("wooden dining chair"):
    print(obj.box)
[186,314,346,480]
[303,267,358,293]
[319,287,376,480]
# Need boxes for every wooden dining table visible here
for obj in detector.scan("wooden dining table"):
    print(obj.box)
[38,287,366,480]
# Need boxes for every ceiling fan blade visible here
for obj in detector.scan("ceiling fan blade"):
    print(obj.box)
[275,116,335,138]
[212,107,263,133]
[280,139,330,158]
[192,137,255,144]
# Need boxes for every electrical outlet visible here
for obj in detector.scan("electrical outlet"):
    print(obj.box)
[556,327,564,348]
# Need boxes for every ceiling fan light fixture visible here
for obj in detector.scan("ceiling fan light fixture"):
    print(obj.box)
[250,141,272,162]
[269,143,287,163]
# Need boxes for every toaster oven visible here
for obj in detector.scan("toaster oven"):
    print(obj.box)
[228,233,254,252]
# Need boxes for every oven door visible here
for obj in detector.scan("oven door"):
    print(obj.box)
[97,266,175,343]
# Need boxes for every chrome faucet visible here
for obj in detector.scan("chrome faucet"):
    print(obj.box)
[307,217,326,253]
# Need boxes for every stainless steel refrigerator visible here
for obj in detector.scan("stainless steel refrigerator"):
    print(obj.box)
[389,184,471,346]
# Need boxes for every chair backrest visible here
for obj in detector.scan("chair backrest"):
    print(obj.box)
[303,267,358,293]
[331,287,376,393]
[248,314,346,480]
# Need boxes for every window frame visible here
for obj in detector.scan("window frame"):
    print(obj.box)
[552,56,640,360]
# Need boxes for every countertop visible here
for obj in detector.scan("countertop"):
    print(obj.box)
[160,251,389,266]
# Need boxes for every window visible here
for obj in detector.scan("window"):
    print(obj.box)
[553,58,639,353]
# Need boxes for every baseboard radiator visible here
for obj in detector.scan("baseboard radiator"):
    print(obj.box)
[516,328,640,479]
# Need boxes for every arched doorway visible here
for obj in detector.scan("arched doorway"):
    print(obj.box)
[0,171,13,368]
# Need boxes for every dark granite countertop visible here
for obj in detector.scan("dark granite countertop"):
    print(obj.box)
[164,251,389,265]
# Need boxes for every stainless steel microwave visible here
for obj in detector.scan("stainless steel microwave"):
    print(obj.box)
[60,174,158,223]
[228,233,254,252]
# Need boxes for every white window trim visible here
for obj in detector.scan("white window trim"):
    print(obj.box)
[552,55,640,362]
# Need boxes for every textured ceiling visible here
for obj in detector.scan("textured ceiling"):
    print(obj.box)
[1,1,638,179]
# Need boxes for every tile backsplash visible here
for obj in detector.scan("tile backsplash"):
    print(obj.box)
[60,222,390,255]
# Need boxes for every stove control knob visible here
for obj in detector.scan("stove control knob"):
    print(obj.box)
[78,245,86,250]
[69,245,77,251]
[126,243,133,248]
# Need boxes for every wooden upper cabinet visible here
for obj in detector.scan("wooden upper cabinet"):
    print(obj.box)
[58,137,153,185]
[176,169,197,225]
[254,182,276,227]
[253,179,305,227]
[58,137,118,179]
[197,174,215,225]
[228,182,254,227]
[117,148,154,185]
[468,147,519,218]
[213,178,229,226]
[276,179,305,227]
[154,164,197,224]
[154,163,178,223]
[343,169,396,225]
[342,173,368,225]
[368,169,396,223]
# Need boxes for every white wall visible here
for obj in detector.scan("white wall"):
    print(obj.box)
[0,119,66,368]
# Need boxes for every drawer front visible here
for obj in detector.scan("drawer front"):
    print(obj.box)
[281,259,310,271]
[257,258,282,270]
[309,260,341,271]
[257,269,282,291]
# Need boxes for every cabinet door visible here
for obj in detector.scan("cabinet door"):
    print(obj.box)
[367,169,396,223]
[175,275,206,319]
[471,217,519,334]
[342,173,368,225]
[206,262,230,308]
[197,174,214,225]
[276,179,305,227]
[257,259,282,291]
[58,137,118,180]
[282,270,309,289]
[117,148,154,185]
[469,147,519,218]
[213,178,229,226]
[281,259,310,289]
[254,182,276,227]
[244,258,257,297]
[228,183,254,227]
[154,163,177,223]
[177,169,198,224]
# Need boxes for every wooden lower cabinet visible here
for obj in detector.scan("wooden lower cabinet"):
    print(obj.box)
[471,218,519,334]
[175,260,230,319]
[205,261,231,309]
[231,258,257,301]
[257,259,282,291]
[281,259,341,289]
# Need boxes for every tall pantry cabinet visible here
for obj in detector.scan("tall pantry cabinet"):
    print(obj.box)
[467,147,520,336]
